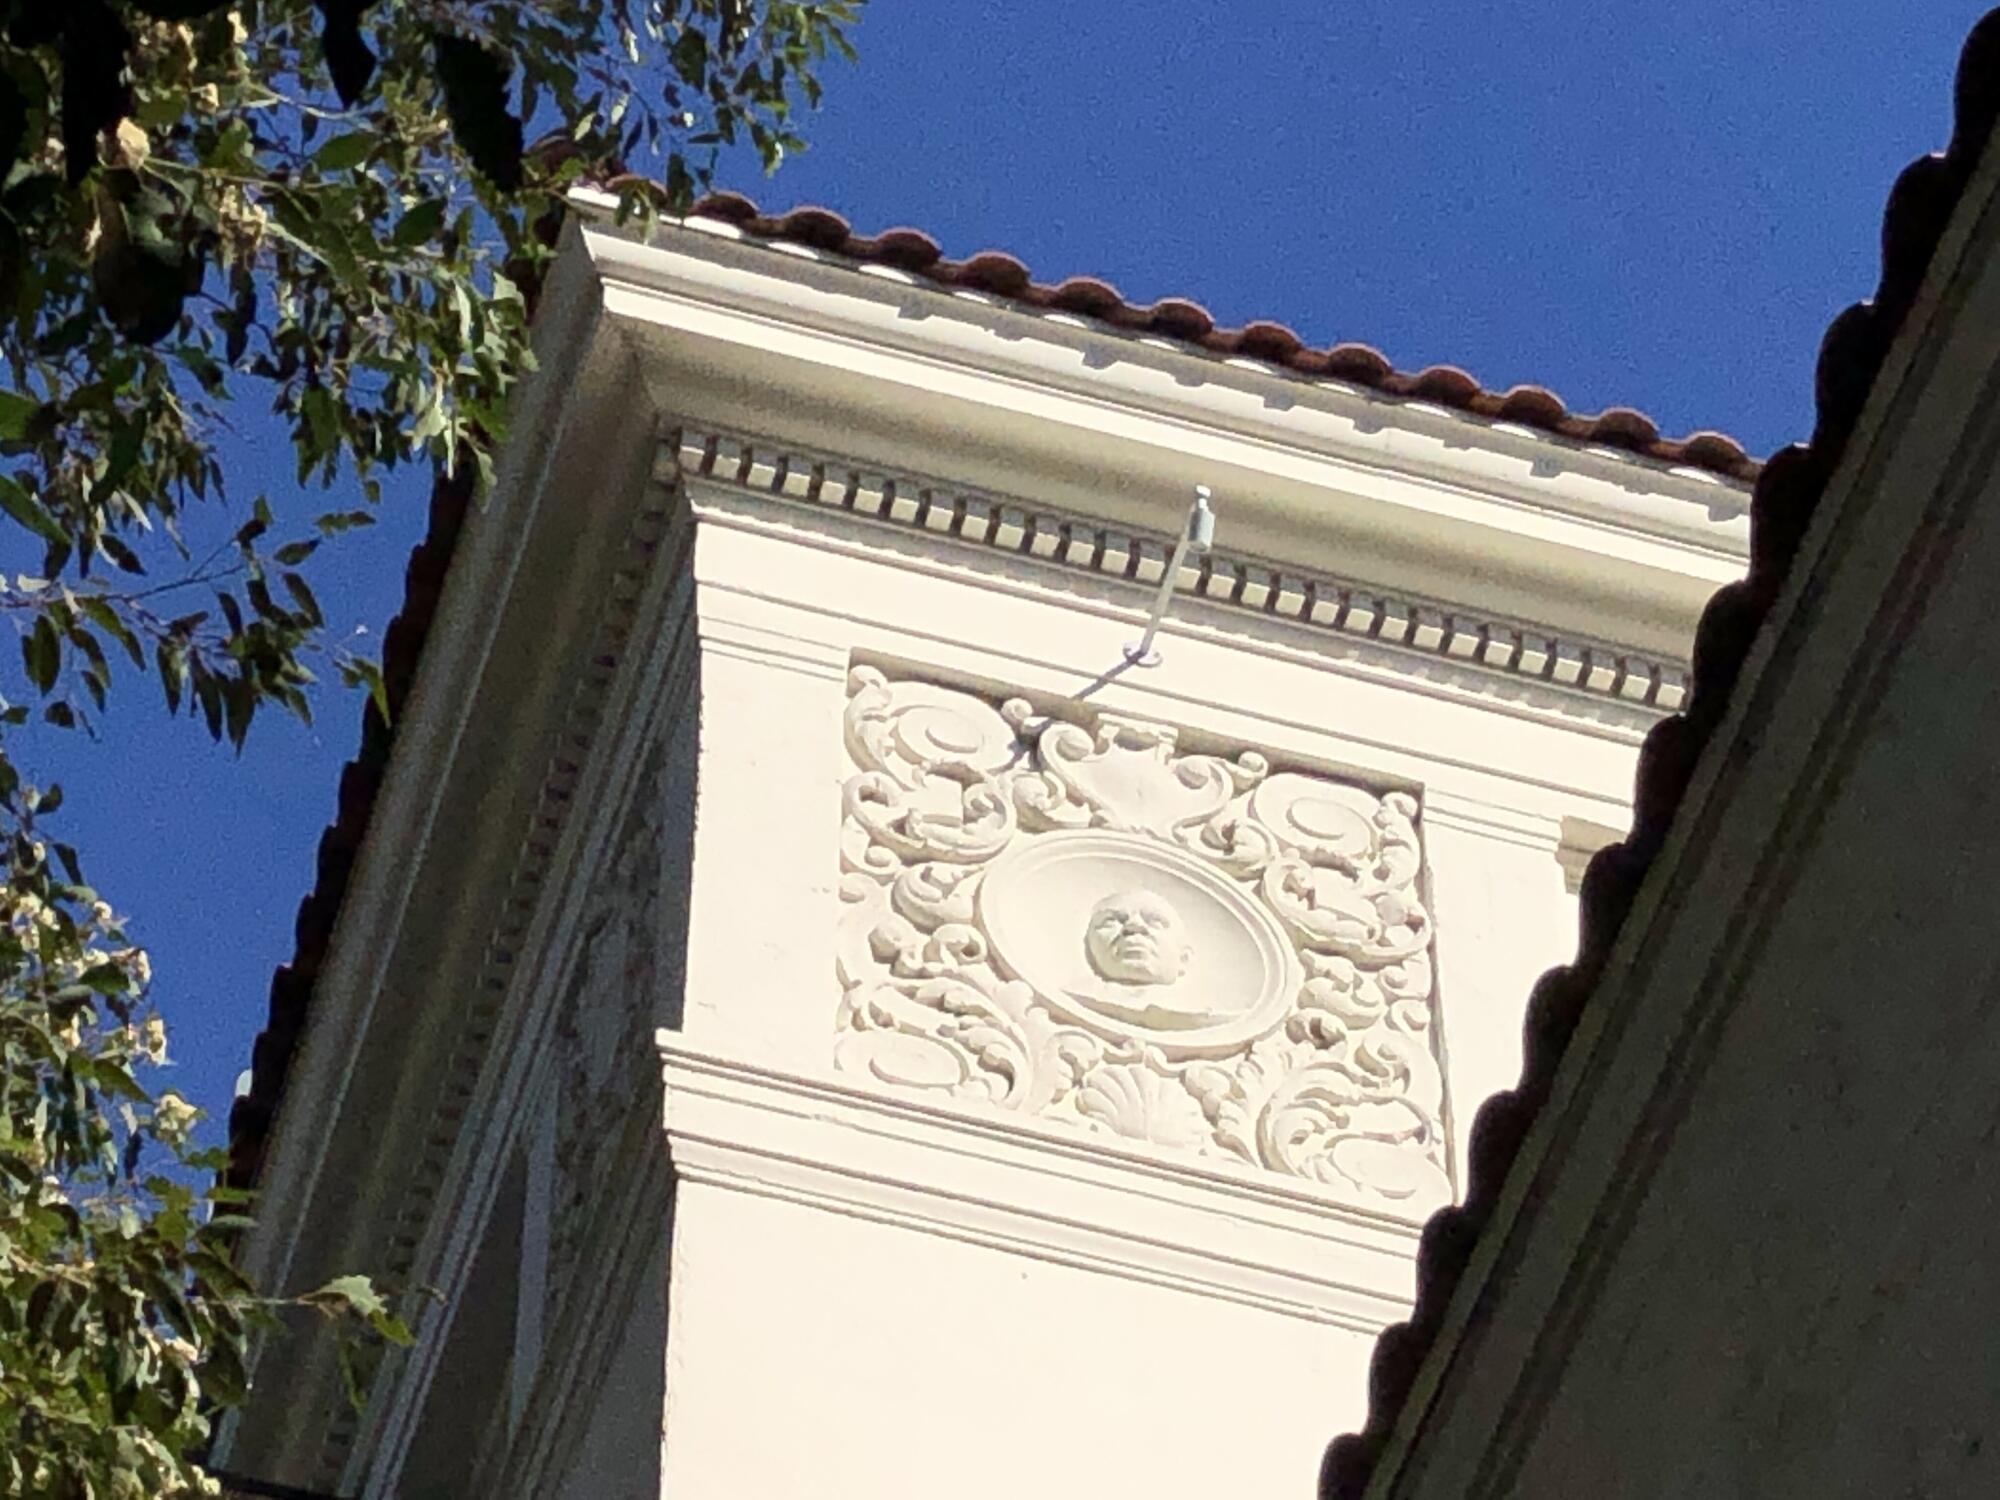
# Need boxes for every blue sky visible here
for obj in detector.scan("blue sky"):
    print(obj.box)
[30,0,1995,1146]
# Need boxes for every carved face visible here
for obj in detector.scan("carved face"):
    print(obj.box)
[1085,888,1191,986]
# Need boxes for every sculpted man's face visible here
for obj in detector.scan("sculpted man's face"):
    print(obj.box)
[1085,888,1191,986]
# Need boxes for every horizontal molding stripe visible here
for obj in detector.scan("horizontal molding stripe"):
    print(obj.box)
[666,428,1692,715]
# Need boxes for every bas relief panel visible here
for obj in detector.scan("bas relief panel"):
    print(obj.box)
[835,665,1453,1213]
[546,735,670,1316]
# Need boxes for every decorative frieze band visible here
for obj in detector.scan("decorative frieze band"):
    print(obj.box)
[663,428,1691,714]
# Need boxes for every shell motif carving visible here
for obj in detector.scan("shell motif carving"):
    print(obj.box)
[834,665,1452,1216]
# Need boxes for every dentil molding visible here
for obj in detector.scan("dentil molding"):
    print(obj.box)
[668,427,1693,716]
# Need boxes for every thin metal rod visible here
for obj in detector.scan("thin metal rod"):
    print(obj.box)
[1130,533,1195,663]
[1126,486,1214,665]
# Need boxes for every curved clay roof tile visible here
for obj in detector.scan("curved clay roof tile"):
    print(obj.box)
[953,251,1034,296]
[1234,320,1307,361]
[1679,431,1754,474]
[1145,298,1218,340]
[1405,365,1484,406]
[1494,385,1569,426]
[865,227,945,269]
[772,206,853,249]
[689,190,759,224]
[1046,276,1130,318]
[1589,407,1663,448]
[1323,343,1395,385]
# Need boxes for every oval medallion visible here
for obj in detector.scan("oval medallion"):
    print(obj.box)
[979,829,1297,1054]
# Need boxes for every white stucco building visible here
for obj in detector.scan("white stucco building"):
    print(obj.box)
[213,192,1754,1498]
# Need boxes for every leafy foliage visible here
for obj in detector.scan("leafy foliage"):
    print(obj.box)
[0,0,859,1492]
[0,766,414,1496]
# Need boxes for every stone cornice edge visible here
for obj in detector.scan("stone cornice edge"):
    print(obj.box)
[658,1037,1425,1334]
[669,427,1693,715]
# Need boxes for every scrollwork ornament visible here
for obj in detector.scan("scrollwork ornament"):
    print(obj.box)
[833,669,1451,1215]
[843,767,1017,866]
[845,665,1022,787]
[891,861,982,930]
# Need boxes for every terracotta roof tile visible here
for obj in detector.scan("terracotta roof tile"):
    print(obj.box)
[223,468,473,1191]
[1319,8,2000,1494]
[216,175,578,1189]
[639,187,1764,483]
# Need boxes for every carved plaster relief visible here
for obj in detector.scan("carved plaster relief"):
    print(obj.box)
[835,665,1452,1214]
[546,734,670,1319]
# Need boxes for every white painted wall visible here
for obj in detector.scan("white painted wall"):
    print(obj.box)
[661,1182,1373,1499]
[263,210,1748,1496]
[639,433,1680,1497]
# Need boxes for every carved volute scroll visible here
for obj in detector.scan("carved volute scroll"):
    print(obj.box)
[834,665,1452,1215]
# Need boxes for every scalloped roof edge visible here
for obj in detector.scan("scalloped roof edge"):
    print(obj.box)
[583,187,1763,485]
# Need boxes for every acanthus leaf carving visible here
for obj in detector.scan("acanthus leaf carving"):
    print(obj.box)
[834,666,1452,1217]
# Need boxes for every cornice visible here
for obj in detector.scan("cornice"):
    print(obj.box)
[216,269,683,1487]
[332,487,691,1494]
[658,1039,1426,1334]
[670,426,1693,716]
[576,203,1745,665]
[653,191,1760,484]
[577,191,1753,537]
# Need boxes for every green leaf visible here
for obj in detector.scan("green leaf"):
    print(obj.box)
[407,386,448,449]
[202,115,254,172]
[235,496,272,548]
[281,572,323,625]
[155,640,185,715]
[337,1340,368,1411]
[79,963,133,997]
[80,597,143,668]
[313,130,375,171]
[0,476,70,551]
[222,674,252,747]
[269,190,360,282]
[300,386,341,459]
[304,1273,388,1321]
[23,615,60,694]
[98,534,145,575]
[173,346,227,397]
[314,510,376,537]
[342,656,391,727]
[389,198,446,251]
[193,663,223,740]
[0,388,41,440]
[671,26,709,86]
[369,1310,415,1346]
